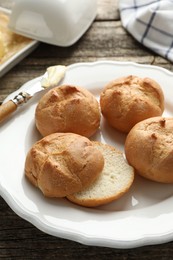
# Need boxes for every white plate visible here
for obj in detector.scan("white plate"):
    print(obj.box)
[1,60,173,249]
[0,7,39,77]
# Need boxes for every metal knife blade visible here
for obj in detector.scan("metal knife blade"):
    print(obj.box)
[0,65,66,123]
[13,65,66,104]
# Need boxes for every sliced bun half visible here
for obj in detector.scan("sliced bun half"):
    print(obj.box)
[67,142,135,207]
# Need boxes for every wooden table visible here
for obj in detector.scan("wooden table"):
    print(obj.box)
[1,0,173,259]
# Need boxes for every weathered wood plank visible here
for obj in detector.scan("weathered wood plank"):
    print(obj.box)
[97,0,120,20]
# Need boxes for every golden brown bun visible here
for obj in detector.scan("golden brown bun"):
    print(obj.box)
[100,75,164,133]
[67,141,134,207]
[35,85,100,137]
[125,117,173,183]
[25,133,104,197]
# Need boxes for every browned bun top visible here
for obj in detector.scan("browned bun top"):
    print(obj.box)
[125,117,173,183]
[25,133,104,197]
[100,75,164,133]
[35,85,101,137]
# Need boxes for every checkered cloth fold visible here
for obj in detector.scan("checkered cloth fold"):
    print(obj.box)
[119,0,173,62]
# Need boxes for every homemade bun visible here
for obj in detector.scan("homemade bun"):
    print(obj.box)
[67,142,135,207]
[35,85,100,137]
[100,75,164,133]
[125,117,173,183]
[25,133,104,197]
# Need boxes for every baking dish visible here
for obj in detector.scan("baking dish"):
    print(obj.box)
[0,6,39,77]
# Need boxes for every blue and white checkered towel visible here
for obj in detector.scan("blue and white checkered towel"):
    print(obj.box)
[119,0,173,62]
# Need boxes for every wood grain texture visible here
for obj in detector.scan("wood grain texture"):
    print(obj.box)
[1,0,173,259]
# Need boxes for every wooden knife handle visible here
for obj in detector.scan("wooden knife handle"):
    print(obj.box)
[0,100,17,123]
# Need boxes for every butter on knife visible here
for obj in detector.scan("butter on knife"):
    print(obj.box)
[41,65,66,88]
[0,65,66,123]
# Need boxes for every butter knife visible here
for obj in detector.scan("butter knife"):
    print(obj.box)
[0,65,66,123]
